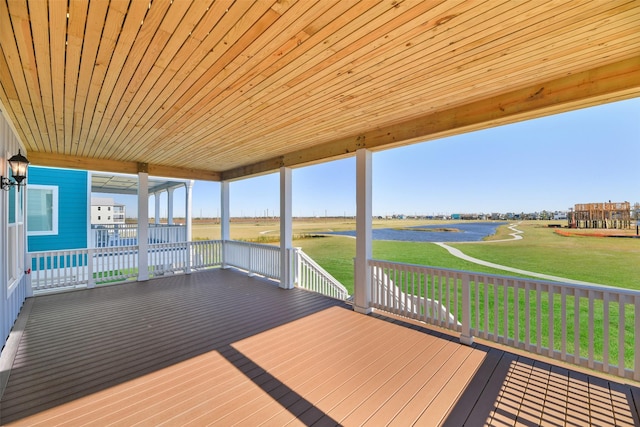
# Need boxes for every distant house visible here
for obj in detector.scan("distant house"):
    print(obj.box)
[91,197,125,225]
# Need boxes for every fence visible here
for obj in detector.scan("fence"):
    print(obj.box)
[368,259,640,381]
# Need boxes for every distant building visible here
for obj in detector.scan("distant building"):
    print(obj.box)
[569,201,631,229]
[553,211,568,220]
[91,198,125,225]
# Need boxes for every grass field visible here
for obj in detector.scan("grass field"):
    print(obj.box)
[191,218,639,292]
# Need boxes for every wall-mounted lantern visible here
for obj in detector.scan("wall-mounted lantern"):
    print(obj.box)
[1,150,30,192]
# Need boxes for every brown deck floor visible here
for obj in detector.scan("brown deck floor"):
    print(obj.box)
[0,269,639,426]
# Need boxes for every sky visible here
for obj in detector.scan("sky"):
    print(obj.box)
[120,97,639,218]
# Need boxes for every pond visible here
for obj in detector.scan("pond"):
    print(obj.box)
[325,221,507,243]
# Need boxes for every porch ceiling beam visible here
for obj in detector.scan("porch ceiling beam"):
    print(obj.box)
[27,152,221,181]
[222,57,640,181]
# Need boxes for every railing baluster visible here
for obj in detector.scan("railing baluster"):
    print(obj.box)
[635,295,640,381]
[603,291,610,372]
[618,293,625,377]
[574,290,581,365]
[561,286,567,361]
[548,284,554,358]
[514,281,520,349]
[588,290,595,369]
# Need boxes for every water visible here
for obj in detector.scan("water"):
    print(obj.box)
[325,222,507,242]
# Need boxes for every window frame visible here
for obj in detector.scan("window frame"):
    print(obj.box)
[27,184,59,236]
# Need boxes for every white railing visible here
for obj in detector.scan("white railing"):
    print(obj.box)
[27,240,348,301]
[29,241,225,292]
[368,259,640,381]
[223,241,281,280]
[190,240,223,270]
[148,242,189,276]
[29,246,140,291]
[30,249,92,290]
[91,223,186,247]
[92,246,139,284]
[294,248,349,300]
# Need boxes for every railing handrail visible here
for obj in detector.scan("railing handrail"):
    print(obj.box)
[370,258,640,298]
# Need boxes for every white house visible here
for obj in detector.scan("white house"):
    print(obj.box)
[90,197,125,225]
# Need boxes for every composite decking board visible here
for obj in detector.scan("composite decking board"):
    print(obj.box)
[6,282,336,396]
[0,270,348,423]
[336,338,456,426]
[438,346,506,427]
[2,270,640,426]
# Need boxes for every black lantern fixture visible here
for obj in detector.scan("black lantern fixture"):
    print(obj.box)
[1,150,30,192]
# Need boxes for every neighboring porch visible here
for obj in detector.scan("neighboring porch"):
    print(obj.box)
[1,269,638,426]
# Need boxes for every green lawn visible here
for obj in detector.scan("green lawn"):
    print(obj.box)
[450,223,640,290]
[295,221,640,293]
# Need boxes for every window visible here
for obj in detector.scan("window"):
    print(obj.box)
[27,185,58,235]
[98,206,101,211]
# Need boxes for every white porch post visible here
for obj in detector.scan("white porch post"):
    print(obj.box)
[220,181,230,268]
[280,167,293,289]
[137,167,149,281]
[167,188,175,225]
[185,181,193,241]
[154,192,160,224]
[354,149,373,314]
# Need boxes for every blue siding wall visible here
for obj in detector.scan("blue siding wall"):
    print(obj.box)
[27,167,88,251]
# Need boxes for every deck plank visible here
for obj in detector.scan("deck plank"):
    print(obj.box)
[1,268,639,426]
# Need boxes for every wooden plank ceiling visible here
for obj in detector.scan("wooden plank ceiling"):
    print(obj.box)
[0,0,639,181]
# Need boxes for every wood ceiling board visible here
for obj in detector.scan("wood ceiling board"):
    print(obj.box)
[163,0,472,159]
[0,0,44,151]
[77,0,130,156]
[1,0,639,180]
[98,0,216,158]
[71,0,110,155]
[99,0,261,162]
[154,0,624,167]
[136,3,484,167]
[90,0,174,159]
[27,0,55,152]
[230,0,624,138]
[82,0,150,158]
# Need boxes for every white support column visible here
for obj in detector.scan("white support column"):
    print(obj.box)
[220,181,230,268]
[138,169,149,281]
[280,167,293,289]
[354,149,373,314]
[185,181,193,242]
[167,188,175,225]
[154,192,160,224]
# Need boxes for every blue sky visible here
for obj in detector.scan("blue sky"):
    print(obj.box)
[126,97,639,218]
